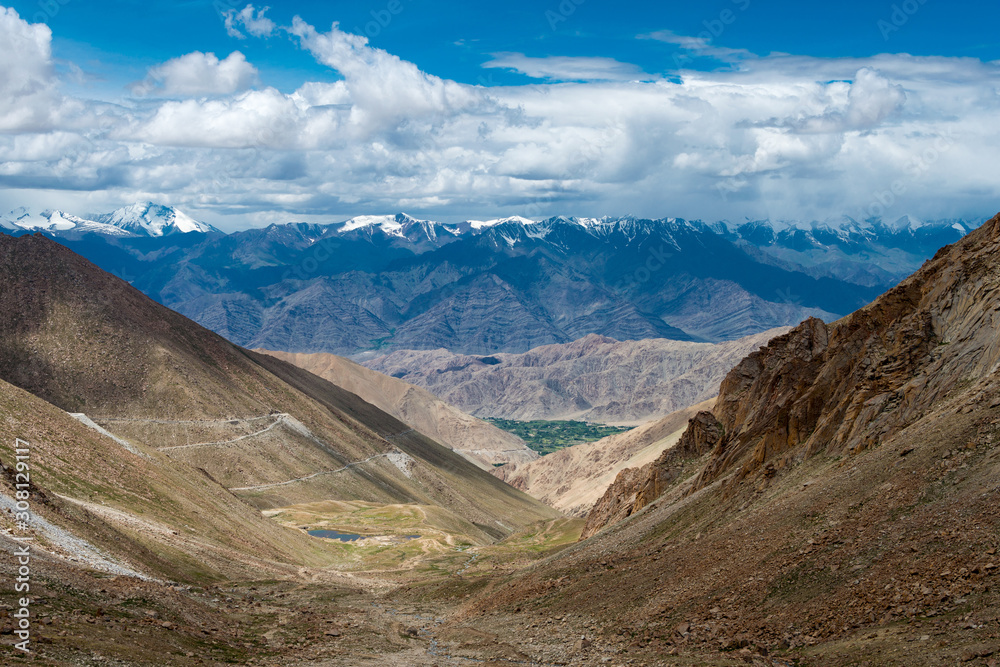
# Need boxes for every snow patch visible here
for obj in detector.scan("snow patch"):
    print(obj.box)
[386,450,415,478]
[68,413,148,458]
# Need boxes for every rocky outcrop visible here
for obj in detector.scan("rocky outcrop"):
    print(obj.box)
[363,329,787,424]
[584,213,1000,537]
[580,410,723,538]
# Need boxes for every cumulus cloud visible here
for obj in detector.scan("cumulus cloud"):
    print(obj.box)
[482,53,652,82]
[134,51,259,97]
[0,7,59,131]
[224,4,276,39]
[287,17,487,130]
[1,4,999,228]
[844,67,907,128]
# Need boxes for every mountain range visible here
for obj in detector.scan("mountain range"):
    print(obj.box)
[1,209,998,664]
[1,202,219,237]
[446,211,1000,664]
[363,328,786,424]
[0,204,981,356]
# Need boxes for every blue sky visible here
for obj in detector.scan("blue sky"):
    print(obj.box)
[18,0,1000,91]
[1,0,999,229]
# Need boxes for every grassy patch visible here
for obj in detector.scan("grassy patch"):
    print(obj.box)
[484,419,633,455]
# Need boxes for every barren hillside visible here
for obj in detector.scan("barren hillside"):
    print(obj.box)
[0,233,558,540]
[444,212,1000,665]
[257,349,537,469]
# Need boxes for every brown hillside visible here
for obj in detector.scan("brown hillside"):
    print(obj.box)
[585,212,1000,538]
[446,213,1000,665]
[363,328,787,425]
[0,233,558,541]
[257,349,537,469]
[493,399,712,517]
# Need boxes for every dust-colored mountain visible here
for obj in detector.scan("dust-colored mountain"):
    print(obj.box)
[364,329,786,424]
[1,216,998,665]
[0,233,572,665]
[256,349,538,469]
[0,233,557,542]
[447,212,1000,664]
[581,210,1000,538]
[493,400,712,517]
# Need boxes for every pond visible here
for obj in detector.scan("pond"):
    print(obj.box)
[307,529,422,542]
[308,529,364,542]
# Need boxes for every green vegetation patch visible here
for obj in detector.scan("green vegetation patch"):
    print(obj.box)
[484,419,633,455]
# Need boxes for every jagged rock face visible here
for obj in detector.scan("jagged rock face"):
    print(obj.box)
[580,410,723,538]
[677,410,725,458]
[584,213,1000,536]
[701,215,998,489]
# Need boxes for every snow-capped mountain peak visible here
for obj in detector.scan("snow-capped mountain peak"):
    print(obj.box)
[0,202,218,238]
[96,202,218,237]
[467,215,538,230]
[0,208,135,236]
[338,212,429,236]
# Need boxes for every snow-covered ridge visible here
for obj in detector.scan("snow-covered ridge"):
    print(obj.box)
[0,208,133,236]
[467,215,539,230]
[318,212,984,254]
[1,202,218,238]
[338,212,428,236]
[94,202,217,237]
[1,204,982,246]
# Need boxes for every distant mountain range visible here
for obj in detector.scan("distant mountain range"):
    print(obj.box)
[1,202,219,237]
[363,329,787,424]
[0,204,983,355]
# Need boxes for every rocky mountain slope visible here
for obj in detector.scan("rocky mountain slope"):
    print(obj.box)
[493,400,712,517]
[582,210,1000,538]
[449,212,1000,664]
[257,349,538,469]
[0,216,996,665]
[0,233,557,543]
[4,212,970,357]
[365,329,787,424]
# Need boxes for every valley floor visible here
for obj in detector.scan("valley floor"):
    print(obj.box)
[3,503,999,667]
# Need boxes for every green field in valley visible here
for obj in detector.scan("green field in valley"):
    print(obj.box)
[484,418,633,457]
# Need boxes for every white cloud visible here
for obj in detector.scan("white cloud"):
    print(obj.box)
[482,53,652,82]
[287,17,487,134]
[1,5,999,228]
[224,4,276,39]
[136,51,259,97]
[844,67,906,128]
[641,29,756,66]
[0,7,59,131]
